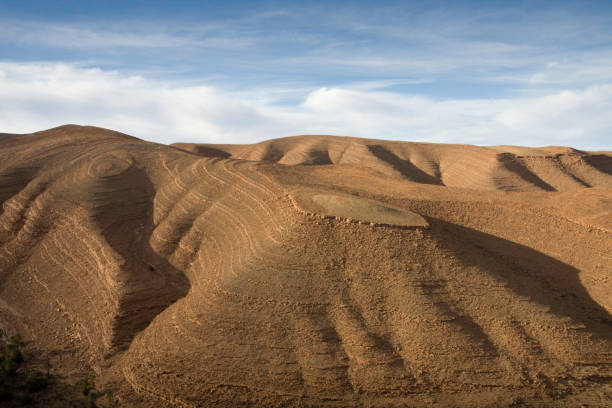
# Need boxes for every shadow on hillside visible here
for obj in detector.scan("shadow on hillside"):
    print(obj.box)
[427,217,612,340]
[497,154,558,191]
[585,154,612,176]
[190,146,231,158]
[367,144,443,185]
[90,161,190,351]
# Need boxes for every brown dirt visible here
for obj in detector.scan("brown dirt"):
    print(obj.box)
[1,125,610,407]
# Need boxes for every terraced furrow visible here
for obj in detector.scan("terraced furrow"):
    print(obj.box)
[177,136,611,193]
[328,303,410,394]
[1,126,610,407]
[517,155,590,191]
[288,309,354,396]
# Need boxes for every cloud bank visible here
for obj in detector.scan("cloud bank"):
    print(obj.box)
[1,3,611,149]
[1,62,611,149]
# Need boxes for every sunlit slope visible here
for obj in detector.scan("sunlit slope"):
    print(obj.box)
[174,135,612,192]
[1,125,610,407]
[0,126,189,362]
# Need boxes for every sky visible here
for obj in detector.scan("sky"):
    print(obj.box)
[1,0,611,149]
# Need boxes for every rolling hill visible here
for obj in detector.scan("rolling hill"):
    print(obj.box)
[0,125,610,407]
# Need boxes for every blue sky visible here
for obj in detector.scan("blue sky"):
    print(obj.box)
[1,0,611,148]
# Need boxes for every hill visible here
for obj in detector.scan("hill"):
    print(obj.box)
[173,135,612,192]
[0,125,610,407]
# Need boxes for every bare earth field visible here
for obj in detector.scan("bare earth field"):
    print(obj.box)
[0,125,610,407]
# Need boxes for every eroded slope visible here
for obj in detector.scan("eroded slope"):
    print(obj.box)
[0,126,610,407]
[174,135,612,192]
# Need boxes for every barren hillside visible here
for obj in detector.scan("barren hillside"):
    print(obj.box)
[173,135,612,192]
[1,125,610,407]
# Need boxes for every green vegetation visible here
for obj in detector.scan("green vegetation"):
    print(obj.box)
[76,373,96,399]
[76,373,120,408]
[0,332,119,407]
[0,334,49,404]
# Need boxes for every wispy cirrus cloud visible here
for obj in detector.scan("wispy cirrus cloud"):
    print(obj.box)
[1,18,254,51]
[2,3,611,89]
[0,2,611,148]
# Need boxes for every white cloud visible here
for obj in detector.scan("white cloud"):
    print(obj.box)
[0,62,610,150]
[1,18,253,51]
[0,62,297,143]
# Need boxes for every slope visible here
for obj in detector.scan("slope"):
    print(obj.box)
[0,125,610,407]
[173,135,612,192]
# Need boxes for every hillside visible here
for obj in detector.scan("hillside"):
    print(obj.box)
[0,125,610,407]
[173,136,611,192]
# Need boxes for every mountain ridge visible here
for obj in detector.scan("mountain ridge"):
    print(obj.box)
[173,134,611,192]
